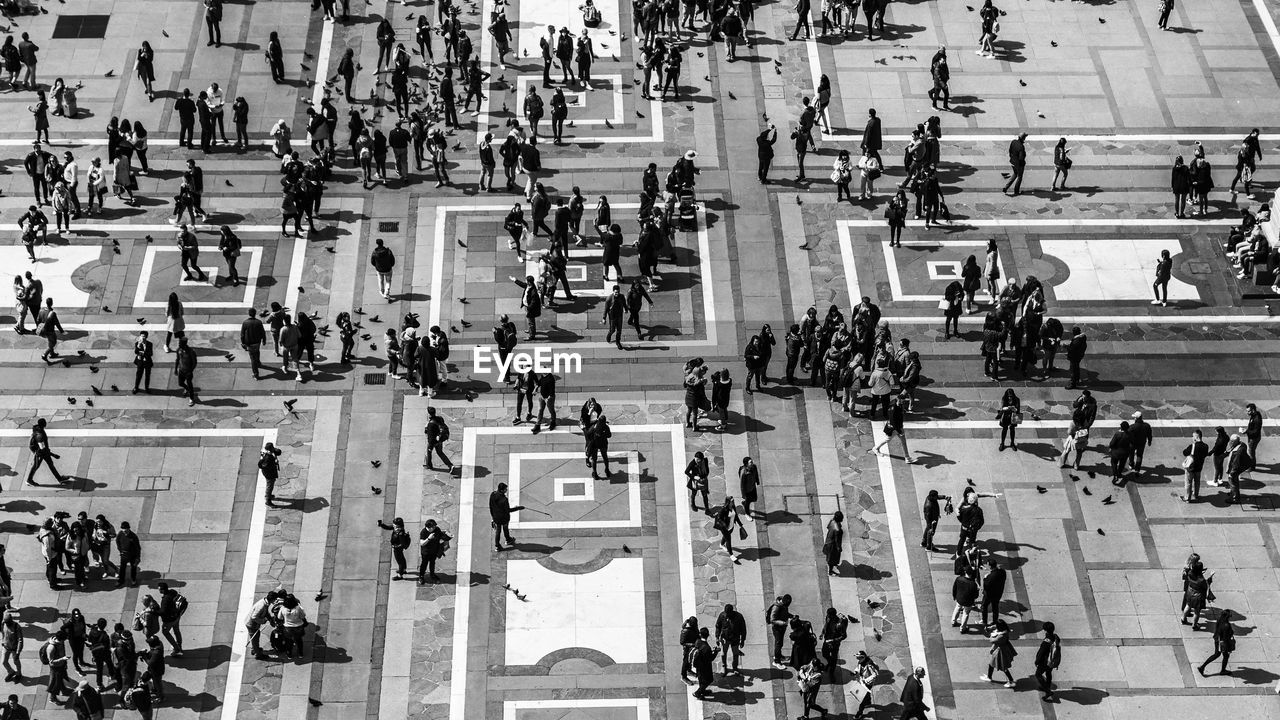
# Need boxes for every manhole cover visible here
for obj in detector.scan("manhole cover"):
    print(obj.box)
[364,372,387,385]
[136,475,172,491]
[377,221,400,233]
[52,15,111,40]
[1186,261,1211,275]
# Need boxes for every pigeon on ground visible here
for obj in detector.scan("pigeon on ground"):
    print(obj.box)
[1036,485,1047,493]
[371,486,382,495]
[91,385,101,395]
[283,398,298,410]
[1082,486,1092,496]
[371,460,382,468]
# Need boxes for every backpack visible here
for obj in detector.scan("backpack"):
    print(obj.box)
[132,611,145,632]
[439,423,450,442]
[39,642,50,665]
[174,592,189,617]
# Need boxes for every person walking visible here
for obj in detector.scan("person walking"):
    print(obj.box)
[1197,609,1235,676]
[370,238,396,299]
[871,395,913,461]
[1229,129,1262,197]
[157,582,187,656]
[1157,0,1175,29]
[417,519,452,584]
[424,407,454,470]
[980,619,1018,688]
[175,336,198,406]
[736,456,760,517]
[1002,132,1028,196]
[25,417,66,486]
[2,615,24,683]
[900,667,928,720]
[240,308,267,379]
[35,297,64,362]
[714,603,746,675]
[711,496,744,563]
[822,511,844,575]
[1033,621,1061,702]
[1043,139,1072,195]
[797,657,826,718]
[1127,411,1154,476]
[791,0,813,40]
[604,284,626,349]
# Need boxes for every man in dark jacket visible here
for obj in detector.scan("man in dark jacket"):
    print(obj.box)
[1181,429,1209,502]
[1034,621,1061,702]
[861,108,882,164]
[24,142,52,205]
[532,372,557,433]
[1127,411,1153,475]
[175,336,198,406]
[115,521,141,588]
[295,311,317,370]
[900,666,927,719]
[1245,402,1263,462]
[1109,421,1132,485]
[175,89,197,147]
[756,125,777,183]
[1002,132,1028,196]
[370,238,396,299]
[603,285,626,349]
[424,406,453,470]
[979,559,1006,626]
[1065,326,1087,389]
[714,603,746,675]
[240,309,267,379]
[587,415,612,479]
[132,330,154,394]
[489,482,521,551]
[690,628,716,699]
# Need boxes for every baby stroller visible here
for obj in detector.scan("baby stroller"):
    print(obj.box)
[677,188,697,231]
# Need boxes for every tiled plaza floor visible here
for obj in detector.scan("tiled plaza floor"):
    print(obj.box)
[1,0,1280,718]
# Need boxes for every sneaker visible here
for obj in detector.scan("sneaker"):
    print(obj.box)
[1003,681,1016,688]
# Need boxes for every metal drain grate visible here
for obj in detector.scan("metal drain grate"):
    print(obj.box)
[364,372,387,385]
[136,475,172,491]
[52,15,111,39]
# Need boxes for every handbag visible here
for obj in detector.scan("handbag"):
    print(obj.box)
[737,524,748,540]
[1011,410,1023,426]
[1182,455,1194,469]
[937,299,950,310]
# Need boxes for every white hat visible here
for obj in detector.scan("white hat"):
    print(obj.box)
[1131,411,1142,418]
[684,150,697,160]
